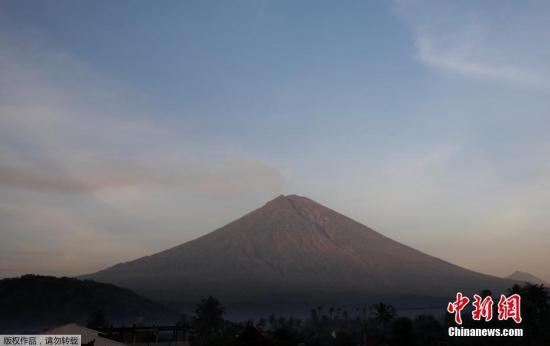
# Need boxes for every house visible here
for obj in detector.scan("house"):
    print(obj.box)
[45,323,128,346]
[45,324,190,346]
[103,326,189,346]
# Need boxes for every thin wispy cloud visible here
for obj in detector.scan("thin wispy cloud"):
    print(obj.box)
[395,0,550,91]
[0,164,165,193]
[415,37,547,89]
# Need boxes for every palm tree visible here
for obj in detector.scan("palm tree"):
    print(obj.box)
[505,283,550,343]
[357,306,369,346]
[521,284,549,327]
[370,302,397,327]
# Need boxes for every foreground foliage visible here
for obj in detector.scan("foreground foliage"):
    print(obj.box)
[180,283,549,346]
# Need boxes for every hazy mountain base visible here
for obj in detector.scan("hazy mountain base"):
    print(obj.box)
[170,295,449,321]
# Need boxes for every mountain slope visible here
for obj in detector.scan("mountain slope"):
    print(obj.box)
[84,195,515,306]
[0,275,179,333]
[507,271,548,285]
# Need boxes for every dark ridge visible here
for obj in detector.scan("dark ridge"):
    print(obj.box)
[0,275,179,333]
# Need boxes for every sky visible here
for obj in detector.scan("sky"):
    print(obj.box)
[0,0,549,282]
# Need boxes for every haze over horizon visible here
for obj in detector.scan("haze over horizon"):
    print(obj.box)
[1,1,549,282]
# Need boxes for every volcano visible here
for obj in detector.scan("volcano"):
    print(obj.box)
[83,195,515,308]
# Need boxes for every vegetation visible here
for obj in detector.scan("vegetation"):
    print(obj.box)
[178,283,549,346]
[3,275,549,345]
[370,302,397,327]
[86,309,109,329]
[0,275,178,332]
[191,296,227,345]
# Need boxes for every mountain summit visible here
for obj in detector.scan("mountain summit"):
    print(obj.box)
[84,195,514,307]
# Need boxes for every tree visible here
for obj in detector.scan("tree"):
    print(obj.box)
[518,283,549,339]
[479,289,492,298]
[235,323,272,346]
[86,309,109,330]
[192,296,226,343]
[176,313,191,340]
[508,283,522,295]
[268,314,276,329]
[390,317,413,345]
[414,314,442,342]
[256,317,267,330]
[370,302,396,327]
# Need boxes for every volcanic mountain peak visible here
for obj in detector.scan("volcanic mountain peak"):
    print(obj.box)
[84,194,516,306]
[231,194,377,242]
[247,194,330,222]
[273,194,346,224]
[248,195,328,226]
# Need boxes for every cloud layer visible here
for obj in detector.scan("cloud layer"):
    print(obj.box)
[0,39,284,277]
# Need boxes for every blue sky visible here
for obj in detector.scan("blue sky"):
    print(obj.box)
[1,0,549,281]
